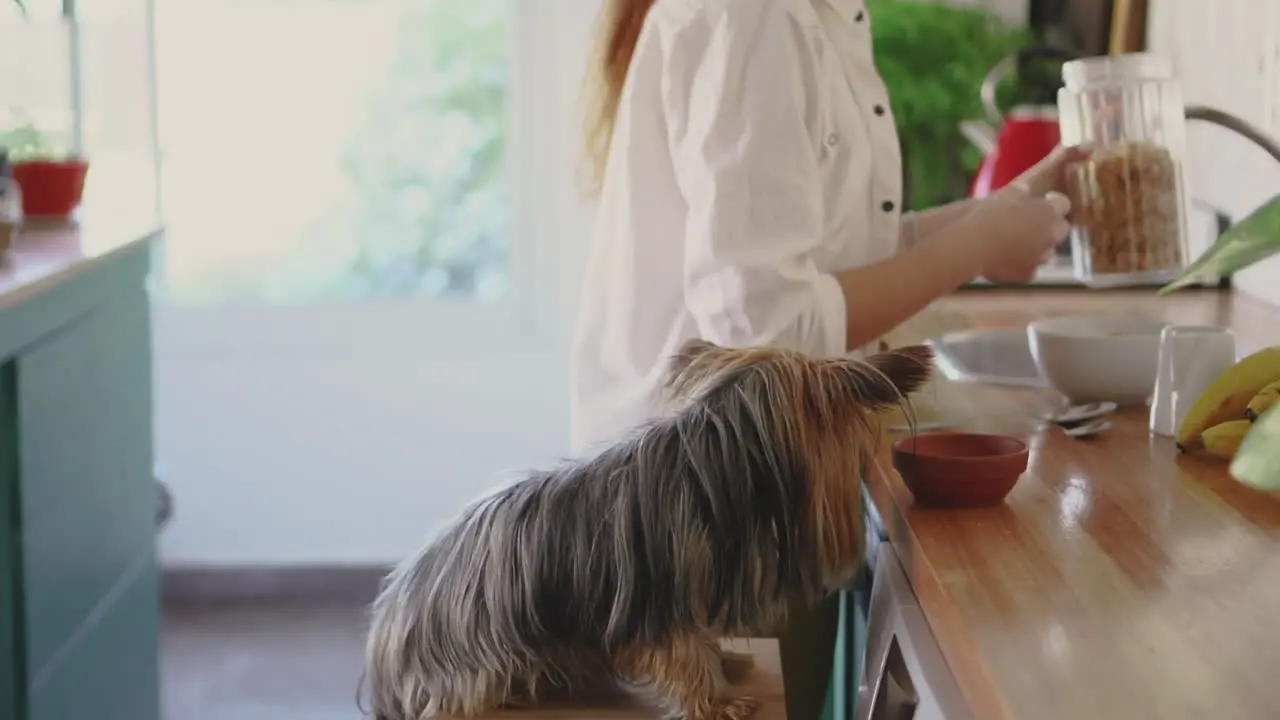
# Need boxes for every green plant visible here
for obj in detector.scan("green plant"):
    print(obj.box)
[0,122,54,161]
[333,0,508,299]
[1160,195,1280,294]
[869,0,1033,210]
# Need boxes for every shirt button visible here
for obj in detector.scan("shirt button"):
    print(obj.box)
[874,104,885,116]
[827,133,839,146]
[855,9,865,22]
[882,200,896,213]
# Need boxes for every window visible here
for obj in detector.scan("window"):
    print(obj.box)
[3,0,538,323]
[155,0,513,307]
[1,3,76,165]
[79,0,161,224]
[2,0,591,563]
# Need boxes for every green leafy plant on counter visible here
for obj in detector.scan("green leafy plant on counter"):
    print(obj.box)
[1160,196,1280,295]
[1161,197,1280,490]
[869,0,1032,210]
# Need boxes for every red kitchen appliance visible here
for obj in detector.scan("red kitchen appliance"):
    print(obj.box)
[962,47,1079,199]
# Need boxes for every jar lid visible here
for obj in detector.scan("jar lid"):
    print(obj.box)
[1061,53,1175,92]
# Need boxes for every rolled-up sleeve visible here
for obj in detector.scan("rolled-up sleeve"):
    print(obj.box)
[662,1,846,358]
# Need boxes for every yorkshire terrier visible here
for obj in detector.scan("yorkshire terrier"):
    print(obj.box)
[363,339,933,720]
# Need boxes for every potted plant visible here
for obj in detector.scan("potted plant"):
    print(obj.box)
[4,1,92,220]
[0,122,90,220]
[1160,197,1280,489]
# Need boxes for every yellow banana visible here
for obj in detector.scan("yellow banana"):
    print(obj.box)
[1200,419,1254,460]
[1176,346,1280,450]
[1245,379,1280,422]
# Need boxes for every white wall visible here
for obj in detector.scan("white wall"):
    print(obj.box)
[1147,0,1280,304]
[155,1,598,566]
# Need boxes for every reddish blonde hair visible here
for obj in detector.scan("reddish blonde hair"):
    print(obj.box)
[580,0,658,196]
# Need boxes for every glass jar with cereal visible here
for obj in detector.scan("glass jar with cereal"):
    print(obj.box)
[1057,53,1191,287]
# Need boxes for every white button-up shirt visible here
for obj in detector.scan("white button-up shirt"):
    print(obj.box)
[569,0,904,453]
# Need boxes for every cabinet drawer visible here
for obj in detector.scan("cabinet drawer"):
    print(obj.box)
[15,291,155,679]
[858,546,970,720]
[20,487,157,681]
[16,291,153,523]
[27,556,159,720]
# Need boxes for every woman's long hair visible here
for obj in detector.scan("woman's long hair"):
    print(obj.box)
[580,0,657,196]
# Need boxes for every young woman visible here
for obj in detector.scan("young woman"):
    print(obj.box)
[570,1,1081,716]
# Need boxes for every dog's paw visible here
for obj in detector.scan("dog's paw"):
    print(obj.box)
[497,678,542,710]
[718,651,755,683]
[497,693,536,710]
[712,696,761,720]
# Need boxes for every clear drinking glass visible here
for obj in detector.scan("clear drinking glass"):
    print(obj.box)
[1149,325,1237,438]
[0,178,21,255]
[1057,53,1192,288]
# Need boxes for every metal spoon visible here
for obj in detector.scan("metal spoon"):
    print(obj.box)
[1049,402,1118,427]
[1061,418,1112,439]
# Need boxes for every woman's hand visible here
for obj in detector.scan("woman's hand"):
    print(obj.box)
[830,186,1070,347]
[962,186,1073,284]
[1011,144,1093,198]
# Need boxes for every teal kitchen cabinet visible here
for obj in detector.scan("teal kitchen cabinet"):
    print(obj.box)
[824,486,889,720]
[820,589,857,720]
[0,233,160,720]
[822,586,867,720]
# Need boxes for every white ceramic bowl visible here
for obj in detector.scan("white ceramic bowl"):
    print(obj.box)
[1027,314,1169,406]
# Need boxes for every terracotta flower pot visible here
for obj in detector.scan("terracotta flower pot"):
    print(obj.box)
[12,158,90,218]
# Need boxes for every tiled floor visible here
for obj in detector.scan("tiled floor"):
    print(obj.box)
[163,601,370,720]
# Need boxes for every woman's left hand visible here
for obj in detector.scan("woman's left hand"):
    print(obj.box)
[1011,144,1093,198]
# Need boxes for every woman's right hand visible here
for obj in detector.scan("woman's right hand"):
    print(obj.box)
[962,187,1073,284]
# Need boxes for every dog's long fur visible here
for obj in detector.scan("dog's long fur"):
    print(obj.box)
[363,341,933,720]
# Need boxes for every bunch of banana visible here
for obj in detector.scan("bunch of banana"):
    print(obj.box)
[1200,419,1253,460]
[1245,379,1280,422]
[1176,346,1280,459]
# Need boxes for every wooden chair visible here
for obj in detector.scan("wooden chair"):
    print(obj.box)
[460,638,787,719]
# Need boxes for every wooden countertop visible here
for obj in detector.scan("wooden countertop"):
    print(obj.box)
[0,216,161,311]
[457,638,786,719]
[870,288,1280,720]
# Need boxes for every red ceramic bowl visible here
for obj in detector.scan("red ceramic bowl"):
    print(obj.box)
[12,160,90,218]
[891,432,1029,508]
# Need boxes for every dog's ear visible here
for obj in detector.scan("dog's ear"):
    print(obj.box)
[829,344,934,410]
[668,339,723,379]
[664,339,730,400]
[868,344,934,397]
[664,339,784,410]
